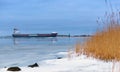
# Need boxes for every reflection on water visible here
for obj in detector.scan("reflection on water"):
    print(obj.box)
[0,36,86,46]
[0,36,86,68]
[12,37,78,46]
[0,36,79,46]
[13,37,58,45]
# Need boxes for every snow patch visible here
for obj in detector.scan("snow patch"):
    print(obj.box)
[0,55,118,72]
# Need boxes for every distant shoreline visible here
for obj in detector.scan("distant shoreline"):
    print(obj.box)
[57,34,92,37]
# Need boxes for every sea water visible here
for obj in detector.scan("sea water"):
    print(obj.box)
[0,37,86,68]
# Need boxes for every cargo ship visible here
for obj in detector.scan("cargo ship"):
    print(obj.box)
[12,28,58,37]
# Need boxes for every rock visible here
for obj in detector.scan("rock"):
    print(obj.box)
[7,67,21,71]
[57,57,62,59]
[28,63,39,68]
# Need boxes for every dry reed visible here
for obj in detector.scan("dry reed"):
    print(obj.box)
[75,43,82,56]
[75,11,120,61]
[84,24,120,61]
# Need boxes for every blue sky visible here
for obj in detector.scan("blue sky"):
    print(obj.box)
[0,0,120,35]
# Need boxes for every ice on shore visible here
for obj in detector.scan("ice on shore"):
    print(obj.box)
[0,54,119,72]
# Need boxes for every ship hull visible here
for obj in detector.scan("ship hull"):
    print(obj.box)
[12,33,57,37]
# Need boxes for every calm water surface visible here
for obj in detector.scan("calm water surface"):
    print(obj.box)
[0,37,86,68]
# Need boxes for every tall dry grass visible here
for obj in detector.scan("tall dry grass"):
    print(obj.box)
[75,11,120,61]
[84,23,120,61]
[75,43,83,56]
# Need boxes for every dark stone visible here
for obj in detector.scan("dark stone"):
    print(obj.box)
[57,57,62,59]
[28,63,39,68]
[7,67,21,71]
